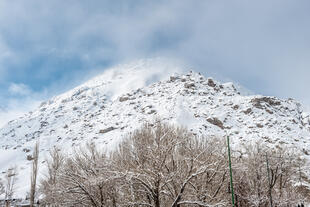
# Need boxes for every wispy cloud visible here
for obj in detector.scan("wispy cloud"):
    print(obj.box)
[0,96,41,128]
[8,83,32,96]
[0,82,46,127]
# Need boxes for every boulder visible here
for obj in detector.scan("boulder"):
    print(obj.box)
[184,82,195,89]
[119,96,129,102]
[99,127,116,134]
[243,108,252,114]
[207,78,216,87]
[207,117,224,129]
[170,76,179,82]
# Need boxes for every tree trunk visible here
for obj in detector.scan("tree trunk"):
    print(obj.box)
[30,141,39,207]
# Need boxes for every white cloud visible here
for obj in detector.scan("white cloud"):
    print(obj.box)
[0,0,310,107]
[0,98,40,128]
[8,83,32,96]
[0,83,47,127]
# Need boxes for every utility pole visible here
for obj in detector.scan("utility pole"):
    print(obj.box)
[299,161,302,186]
[227,136,235,206]
[265,152,273,207]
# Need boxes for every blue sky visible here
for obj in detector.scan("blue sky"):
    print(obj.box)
[0,0,310,125]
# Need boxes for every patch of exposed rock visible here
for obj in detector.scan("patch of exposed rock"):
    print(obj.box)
[207,117,224,129]
[207,78,216,87]
[251,97,281,109]
[184,82,195,89]
[99,127,116,134]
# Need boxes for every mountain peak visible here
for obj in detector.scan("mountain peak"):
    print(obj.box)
[0,61,310,196]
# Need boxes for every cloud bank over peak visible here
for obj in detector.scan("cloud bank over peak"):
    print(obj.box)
[0,0,310,122]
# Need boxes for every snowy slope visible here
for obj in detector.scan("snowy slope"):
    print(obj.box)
[0,59,310,197]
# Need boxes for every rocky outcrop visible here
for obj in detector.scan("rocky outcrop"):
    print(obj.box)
[251,97,281,109]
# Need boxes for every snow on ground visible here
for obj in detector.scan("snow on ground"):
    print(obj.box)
[0,59,310,198]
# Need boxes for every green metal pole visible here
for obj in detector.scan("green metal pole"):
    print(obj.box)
[266,152,273,207]
[227,136,235,207]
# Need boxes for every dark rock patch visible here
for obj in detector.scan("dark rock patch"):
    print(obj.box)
[233,105,239,110]
[207,78,216,87]
[207,117,224,129]
[99,127,116,134]
[119,96,129,102]
[184,82,195,89]
[251,97,281,109]
[170,76,179,82]
[243,108,252,114]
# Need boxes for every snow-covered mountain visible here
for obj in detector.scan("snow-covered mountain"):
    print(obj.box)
[0,59,310,197]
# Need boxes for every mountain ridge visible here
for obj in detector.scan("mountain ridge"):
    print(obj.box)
[0,60,310,196]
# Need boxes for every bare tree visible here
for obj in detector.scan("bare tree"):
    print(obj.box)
[41,144,122,207]
[30,140,39,207]
[0,178,4,196]
[113,122,228,206]
[4,167,18,207]
[232,143,306,206]
[39,121,310,207]
[40,147,66,207]
[180,138,228,205]
[60,143,121,207]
